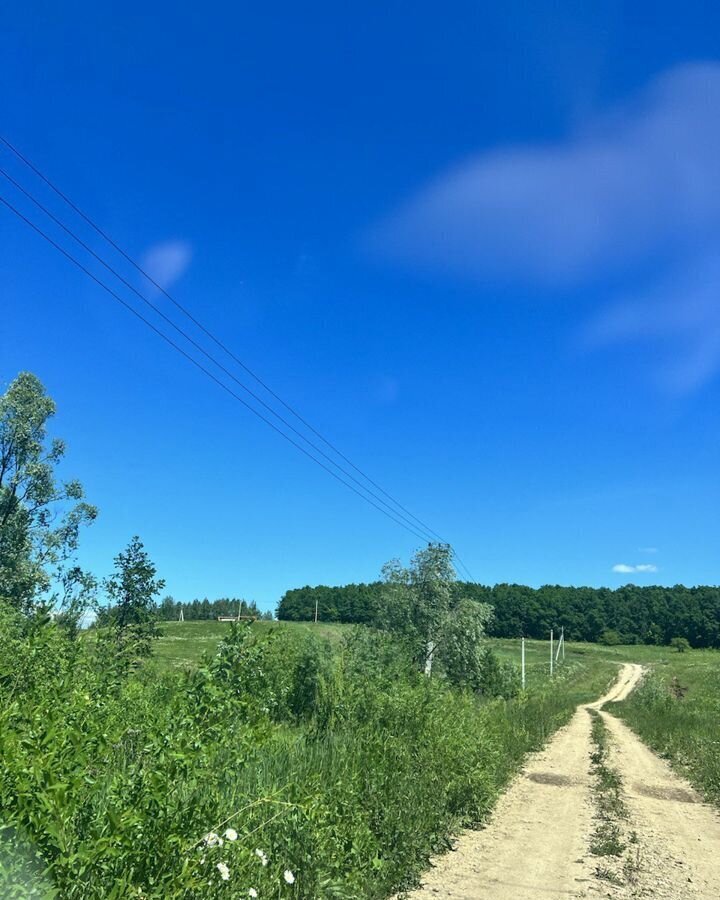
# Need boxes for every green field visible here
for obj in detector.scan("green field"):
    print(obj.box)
[152,619,352,668]
[153,620,679,672]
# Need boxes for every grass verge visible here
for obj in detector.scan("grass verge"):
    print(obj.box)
[614,652,720,807]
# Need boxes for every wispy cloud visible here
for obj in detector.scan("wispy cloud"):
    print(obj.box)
[612,563,658,574]
[582,255,720,393]
[370,63,720,391]
[639,547,658,554]
[141,240,193,290]
[371,63,720,286]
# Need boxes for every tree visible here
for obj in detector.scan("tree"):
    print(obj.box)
[670,636,691,653]
[0,372,97,616]
[380,543,493,679]
[104,536,164,660]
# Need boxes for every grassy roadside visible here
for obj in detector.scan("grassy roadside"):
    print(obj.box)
[4,617,619,898]
[613,650,720,806]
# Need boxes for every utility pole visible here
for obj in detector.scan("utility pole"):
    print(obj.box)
[521,637,526,690]
[314,596,319,624]
[179,608,184,623]
[550,628,554,678]
[562,627,565,661]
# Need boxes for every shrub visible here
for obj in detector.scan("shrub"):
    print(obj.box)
[670,637,691,653]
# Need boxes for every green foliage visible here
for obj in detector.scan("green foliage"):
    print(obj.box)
[103,536,164,664]
[598,629,624,646]
[278,579,720,649]
[0,602,616,898]
[670,636,690,653]
[152,595,267,622]
[0,372,96,617]
[378,543,494,680]
[278,582,381,624]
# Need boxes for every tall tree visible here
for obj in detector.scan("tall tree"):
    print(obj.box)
[0,372,97,617]
[104,536,164,659]
[380,543,492,678]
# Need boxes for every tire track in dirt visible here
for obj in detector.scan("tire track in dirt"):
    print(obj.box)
[401,663,720,899]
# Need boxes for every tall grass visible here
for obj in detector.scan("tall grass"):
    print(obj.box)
[1,609,616,898]
[615,653,720,805]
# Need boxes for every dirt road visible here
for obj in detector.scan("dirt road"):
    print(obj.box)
[403,664,720,899]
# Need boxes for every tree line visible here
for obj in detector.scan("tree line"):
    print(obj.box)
[278,581,720,648]
[94,596,269,625]
[155,596,272,621]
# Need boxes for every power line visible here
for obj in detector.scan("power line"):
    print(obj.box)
[0,134,457,553]
[0,192,433,544]
[0,137,477,581]
[0,166,440,545]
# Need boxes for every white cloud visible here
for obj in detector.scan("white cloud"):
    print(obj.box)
[141,240,193,290]
[370,63,720,392]
[612,563,658,574]
[371,64,720,286]
[582,254,720,392]
[639,547,658,554]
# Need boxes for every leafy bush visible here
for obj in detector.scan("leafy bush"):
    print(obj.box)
[670,636,691,653]
[0,605,614,898]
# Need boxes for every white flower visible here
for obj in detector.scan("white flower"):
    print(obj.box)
[223,828,238,842]
[216,862,230,881]
[283,870,295,885]
[203,832,223,847]
[249,891,258,899]
[255,848,269,866]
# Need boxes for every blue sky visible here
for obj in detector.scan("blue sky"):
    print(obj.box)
[2,2,720,611]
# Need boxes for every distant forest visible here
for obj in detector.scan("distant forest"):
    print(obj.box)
[97,596,272,624]
[277,582,720,648]
[156,596,273,621]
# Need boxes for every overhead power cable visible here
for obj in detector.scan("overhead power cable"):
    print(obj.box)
[0,192,432,544]
[0,136,462,548]
[0,135,477,580]
[0,166,440,545]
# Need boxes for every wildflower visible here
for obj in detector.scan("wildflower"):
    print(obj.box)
[249,891,258,898]
[283,870,295,885]
[224,828,238,842]
[204,832,223,847]
[217,862,230,881]
[255,848,269,866]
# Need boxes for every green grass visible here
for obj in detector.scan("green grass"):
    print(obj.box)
[153,624,680,673]
[151,619,351,669]
[614,649,720,805]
